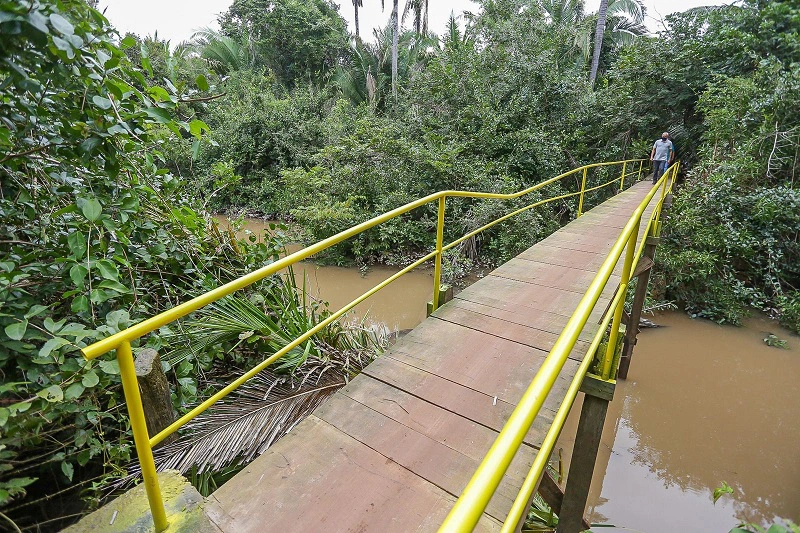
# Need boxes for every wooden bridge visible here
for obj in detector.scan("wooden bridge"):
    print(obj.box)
[201,180,660,532]
[72,159,678,533]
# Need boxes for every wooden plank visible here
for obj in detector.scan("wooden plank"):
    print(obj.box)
[516,246,608,272]
[441,298,599,344]
[489,260,621,294]
[385,320,577,410]
[361,355,554,447]
[531,236,615,254]
[431,304,591,362]
[210,415,501,532]
[454,276,610,321]
[315,386,538,521]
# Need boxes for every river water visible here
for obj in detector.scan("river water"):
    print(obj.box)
[218,216,800,530]
[213,216,434,330]
[558,312,800,532]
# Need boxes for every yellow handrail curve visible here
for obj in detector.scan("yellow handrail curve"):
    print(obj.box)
[438,162,679,532]
[79,157,649,531]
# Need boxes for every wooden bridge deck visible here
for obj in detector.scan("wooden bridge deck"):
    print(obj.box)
[205,182,656,532]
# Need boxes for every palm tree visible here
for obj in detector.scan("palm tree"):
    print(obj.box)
[589,0,609,86]
[391,0,399,98]
[403,0,429,35]
[191,27,253,76]
[353,0,363,39]
[333,27,435,108]
[438,13,473,54]
[589,0,646,85]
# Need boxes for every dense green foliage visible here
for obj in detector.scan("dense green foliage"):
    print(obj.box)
[219,0,350,86]
[595,1,800,330]
[0,0,380,530]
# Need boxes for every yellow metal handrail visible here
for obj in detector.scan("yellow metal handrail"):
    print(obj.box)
[80,157,647,531]
[438,162,679,532]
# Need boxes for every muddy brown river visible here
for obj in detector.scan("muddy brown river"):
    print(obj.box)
[219,216,800,530]
[559,312,800,531]
[213,216,435,330]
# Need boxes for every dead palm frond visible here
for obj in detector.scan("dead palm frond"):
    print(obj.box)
[151,367,348,476]
[117,280,389,492]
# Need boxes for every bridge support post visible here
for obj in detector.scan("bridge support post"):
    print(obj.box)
[557,375,614,533]
[618,235,659,380]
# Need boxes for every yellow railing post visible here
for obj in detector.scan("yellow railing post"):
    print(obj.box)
[577,167,588,217]
[619,161,627,192]
[637,159,643,181]
[117,340,168,532]
[432,196,446,311]
[600,221,638,380]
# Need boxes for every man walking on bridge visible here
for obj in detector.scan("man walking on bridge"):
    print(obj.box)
[650,132,674,184]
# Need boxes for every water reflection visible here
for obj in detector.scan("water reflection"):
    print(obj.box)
[559,312,800,532]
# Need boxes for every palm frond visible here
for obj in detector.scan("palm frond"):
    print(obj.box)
[607,15,648,45]
[155,369,346,475]
[190,27,252,75]
[607,0,645,24]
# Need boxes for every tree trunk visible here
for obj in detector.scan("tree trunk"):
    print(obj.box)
[353,0,360,39]
[392,0,399,98]
[134,349,177,447]
[589,0,609,87]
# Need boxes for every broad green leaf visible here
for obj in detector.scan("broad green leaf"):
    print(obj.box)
[80,136,101,153]
[96,49,111,68]
[120,35,136,48]
[82,370,99,388]
[61,461,74,482]
[49,13,74,35]
[143,107,172,124]
[71,295,89,313]
[195,74,209,91]
[27,11,49,34]
[96,259,119,281]
[189,119,210,138]
[107,123,129,135]
[37,384,64,403]
[141,56,152,77]
[191,139,200,160]
[106,310,130,330]
[64,383,84,400]
[24,305,48,319]
[99,359,120,375]
[79,198,102,221]
[0,407,8,426]
[69,263,88,288]
[5,320,28,341]
[52,35,73,56]
[91,95,112,110]
[97,279,129,293]
[10,402,31,414]
[67,230,86,258]
[43,317,66,333]
[39,337,70,358]
[77,449,91,466]
[147,86,171,102]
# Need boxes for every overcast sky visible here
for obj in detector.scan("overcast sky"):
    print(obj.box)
[99,0,729,45]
